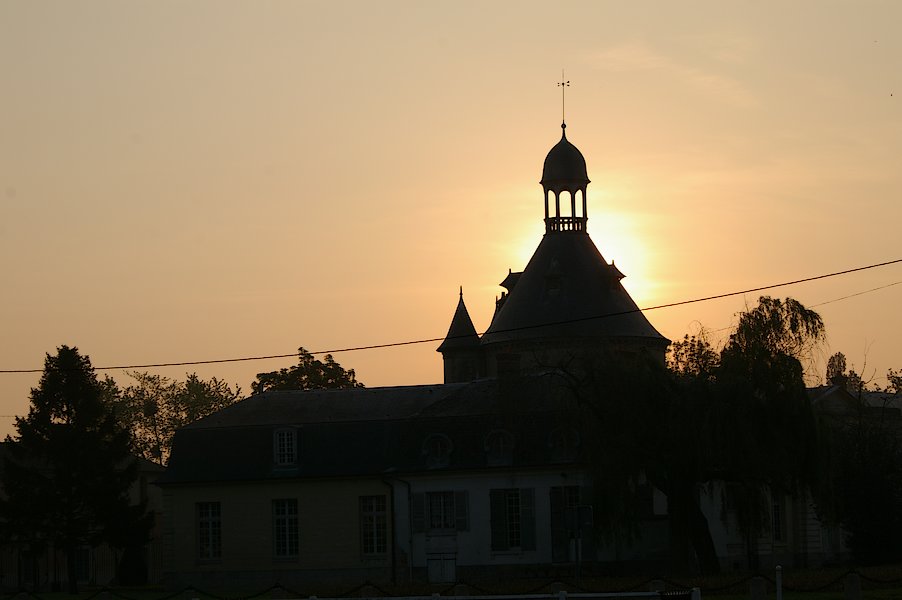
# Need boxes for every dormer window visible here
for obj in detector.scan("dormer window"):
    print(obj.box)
[422,434,453,469]
[485,429,515,466]
[549,426,580,462]
[274,428,297,466]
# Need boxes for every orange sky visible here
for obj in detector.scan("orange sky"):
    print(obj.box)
[2,1,901,437]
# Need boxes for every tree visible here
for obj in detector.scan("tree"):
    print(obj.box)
[714,296,826,570]
[819,362,902,564]
[886,368,902,394]
[0,346,152,593]
[573,346,723,574]
[573,296,826,575]
[826,352,848,386]
[667,333,719,380]
[252,347,364,393]
[829,402,902,564]
[114,372,243,465]
[825,351,869,397]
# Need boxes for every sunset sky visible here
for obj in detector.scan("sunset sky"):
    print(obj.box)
[2,1,901,436]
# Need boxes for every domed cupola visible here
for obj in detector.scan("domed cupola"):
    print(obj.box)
[541,123,590,233]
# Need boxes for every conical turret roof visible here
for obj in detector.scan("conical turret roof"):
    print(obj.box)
[437,289,481,352]
[481,234,667,347]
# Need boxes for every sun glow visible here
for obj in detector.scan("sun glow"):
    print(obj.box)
[586,181,661,307]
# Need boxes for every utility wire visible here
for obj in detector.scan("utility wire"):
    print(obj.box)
[810,280,902,308]
[1,257,900,374]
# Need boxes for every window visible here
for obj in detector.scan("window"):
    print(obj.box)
[411,491,469,533]
[429,491,456,530]
[490,488,535,551]
[360,495,387,556]
[485,430,515,466]
[549,427,580,461]
[274,428,297,466]
[197,502,222,560]
[422,434,453,468]
[551,486,593,563]
[272,499,299,558]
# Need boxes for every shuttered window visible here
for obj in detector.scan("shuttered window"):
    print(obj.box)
[411,491,469,533]
[489,488,535,551]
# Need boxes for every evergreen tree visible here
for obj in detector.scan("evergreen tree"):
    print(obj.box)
[0,346,151,593]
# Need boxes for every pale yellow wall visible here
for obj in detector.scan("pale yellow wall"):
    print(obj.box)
[163,478,392,576]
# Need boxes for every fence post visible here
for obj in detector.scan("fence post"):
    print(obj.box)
[558,590,568,600]
[776,565,783,600]
[691,587,702,600]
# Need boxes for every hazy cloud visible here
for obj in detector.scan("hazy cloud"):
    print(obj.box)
[592,41,758,108]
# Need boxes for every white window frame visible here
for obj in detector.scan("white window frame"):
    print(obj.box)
[274,428,298,466]
[360,495,388,556]
[272,498,299,559]
[196,501,222,561]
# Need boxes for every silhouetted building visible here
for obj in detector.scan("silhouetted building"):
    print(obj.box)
[439,122,669,381]
[158,120,843,590]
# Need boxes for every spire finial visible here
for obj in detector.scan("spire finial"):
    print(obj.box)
[557,69,570,125]
[459,285,463,299]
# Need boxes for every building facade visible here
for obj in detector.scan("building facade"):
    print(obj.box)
[159,120,844,589]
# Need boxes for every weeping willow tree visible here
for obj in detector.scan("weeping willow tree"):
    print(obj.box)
[715,296,826,570]
[569,296,826,574]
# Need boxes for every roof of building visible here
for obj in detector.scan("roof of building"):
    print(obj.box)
[437,290,481,353]
[159,374,583,485]
[540,123,590,193]
[481,232,669,347]
[183,383,460,428]
[808,385,902,418]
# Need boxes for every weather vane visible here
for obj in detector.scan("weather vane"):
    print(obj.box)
[557,70,570,124]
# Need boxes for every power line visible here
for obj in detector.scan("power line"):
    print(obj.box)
[1,257,900,374]
[810,280,902,308]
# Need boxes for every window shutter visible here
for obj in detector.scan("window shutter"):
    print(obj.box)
[579,486,596,561]
[455,490,469,531]
[550,487,568,562]
[520,488,536,551]
[490,489,507,551]
[411,493,426,534]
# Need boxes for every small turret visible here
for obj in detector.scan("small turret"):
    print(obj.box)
[437,288,484,383]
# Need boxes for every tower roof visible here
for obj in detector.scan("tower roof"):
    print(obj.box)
[540,123,590,193]
[437,289,481,352]
[481,232,668,347]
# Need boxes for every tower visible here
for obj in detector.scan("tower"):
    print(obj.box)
[436,287,483,383]
[439,121,669,382]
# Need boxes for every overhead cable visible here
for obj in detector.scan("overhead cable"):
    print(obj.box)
[1,257,900,374]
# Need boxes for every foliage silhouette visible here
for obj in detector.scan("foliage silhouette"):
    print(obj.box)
[252,347,364,393]
[0,346,153,593]
[114,372,243,465]
[571,296,825,574]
